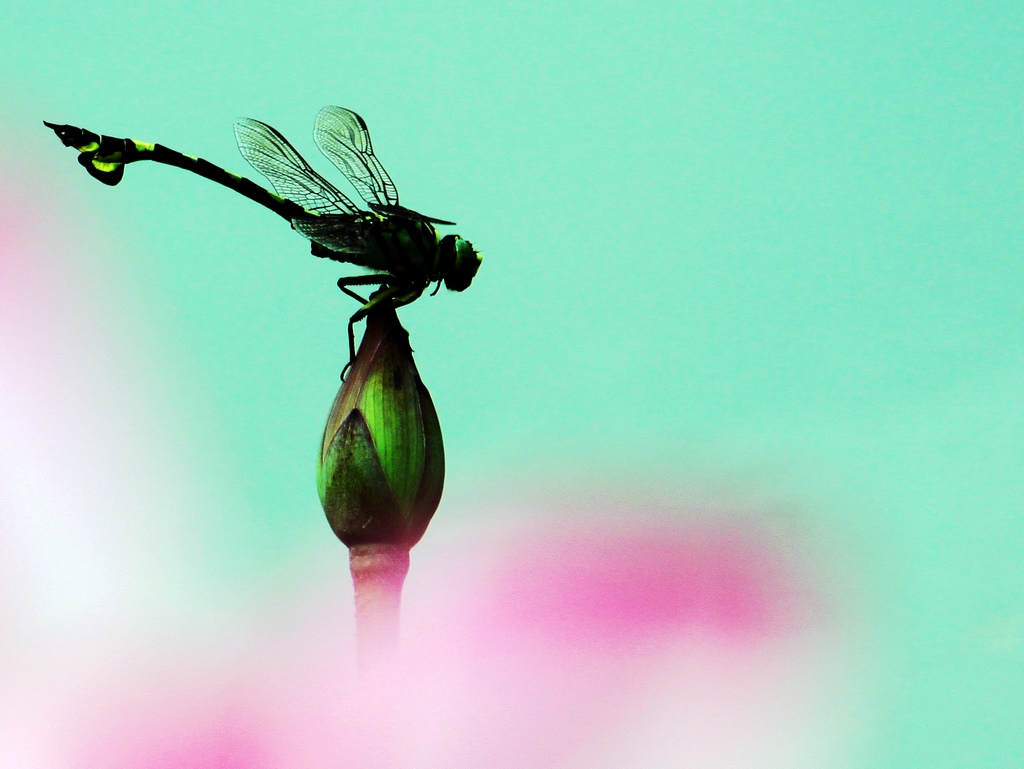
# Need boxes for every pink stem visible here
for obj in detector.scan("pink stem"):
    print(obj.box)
[349,543,410,667]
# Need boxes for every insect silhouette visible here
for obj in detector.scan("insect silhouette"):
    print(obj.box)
[45,107,482,373]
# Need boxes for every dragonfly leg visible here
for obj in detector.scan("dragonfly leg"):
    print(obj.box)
[337,275,389,305]
[337,276,391,378]
[341,284,422,380]
[339,285,368,305]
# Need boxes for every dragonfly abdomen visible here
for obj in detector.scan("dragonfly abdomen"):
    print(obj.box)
[143,144,307,221]
[43,121,307,222]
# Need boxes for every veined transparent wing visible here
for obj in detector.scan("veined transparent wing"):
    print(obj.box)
[314,106,400,209]
[315,107,457,226]
[234,118,360,215]
[291,213,376,255]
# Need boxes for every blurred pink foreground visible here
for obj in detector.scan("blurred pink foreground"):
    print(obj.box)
[59,521,820,769]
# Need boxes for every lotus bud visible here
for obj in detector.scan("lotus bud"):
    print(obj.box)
[317,306,444,549]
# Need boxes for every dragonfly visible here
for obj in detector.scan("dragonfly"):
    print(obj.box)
[44,107,482,372]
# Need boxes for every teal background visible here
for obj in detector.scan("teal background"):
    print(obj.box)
[2,1,1023,766]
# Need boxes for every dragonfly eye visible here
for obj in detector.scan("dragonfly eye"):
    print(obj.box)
[440,235,482,292]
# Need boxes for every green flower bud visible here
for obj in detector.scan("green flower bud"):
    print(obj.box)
[317,306,444,548]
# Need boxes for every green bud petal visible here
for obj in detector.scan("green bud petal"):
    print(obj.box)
[357,329,425,512]
[410,381,444,532]
[319,408,403,544]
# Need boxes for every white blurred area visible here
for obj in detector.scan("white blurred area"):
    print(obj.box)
[0,192,873,768]
[0,187,269,768]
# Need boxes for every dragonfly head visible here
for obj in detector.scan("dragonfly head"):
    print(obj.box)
[439,235,482,292]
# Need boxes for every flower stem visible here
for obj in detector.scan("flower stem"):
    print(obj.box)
[349,543,410,667]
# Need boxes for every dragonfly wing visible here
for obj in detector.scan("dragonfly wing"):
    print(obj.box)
[234,118,360,215]
[314,106,400,209]
[370,202,455,226]
[291,213,375,255]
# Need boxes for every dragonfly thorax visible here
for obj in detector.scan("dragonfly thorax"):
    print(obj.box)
[321,219,480,292]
